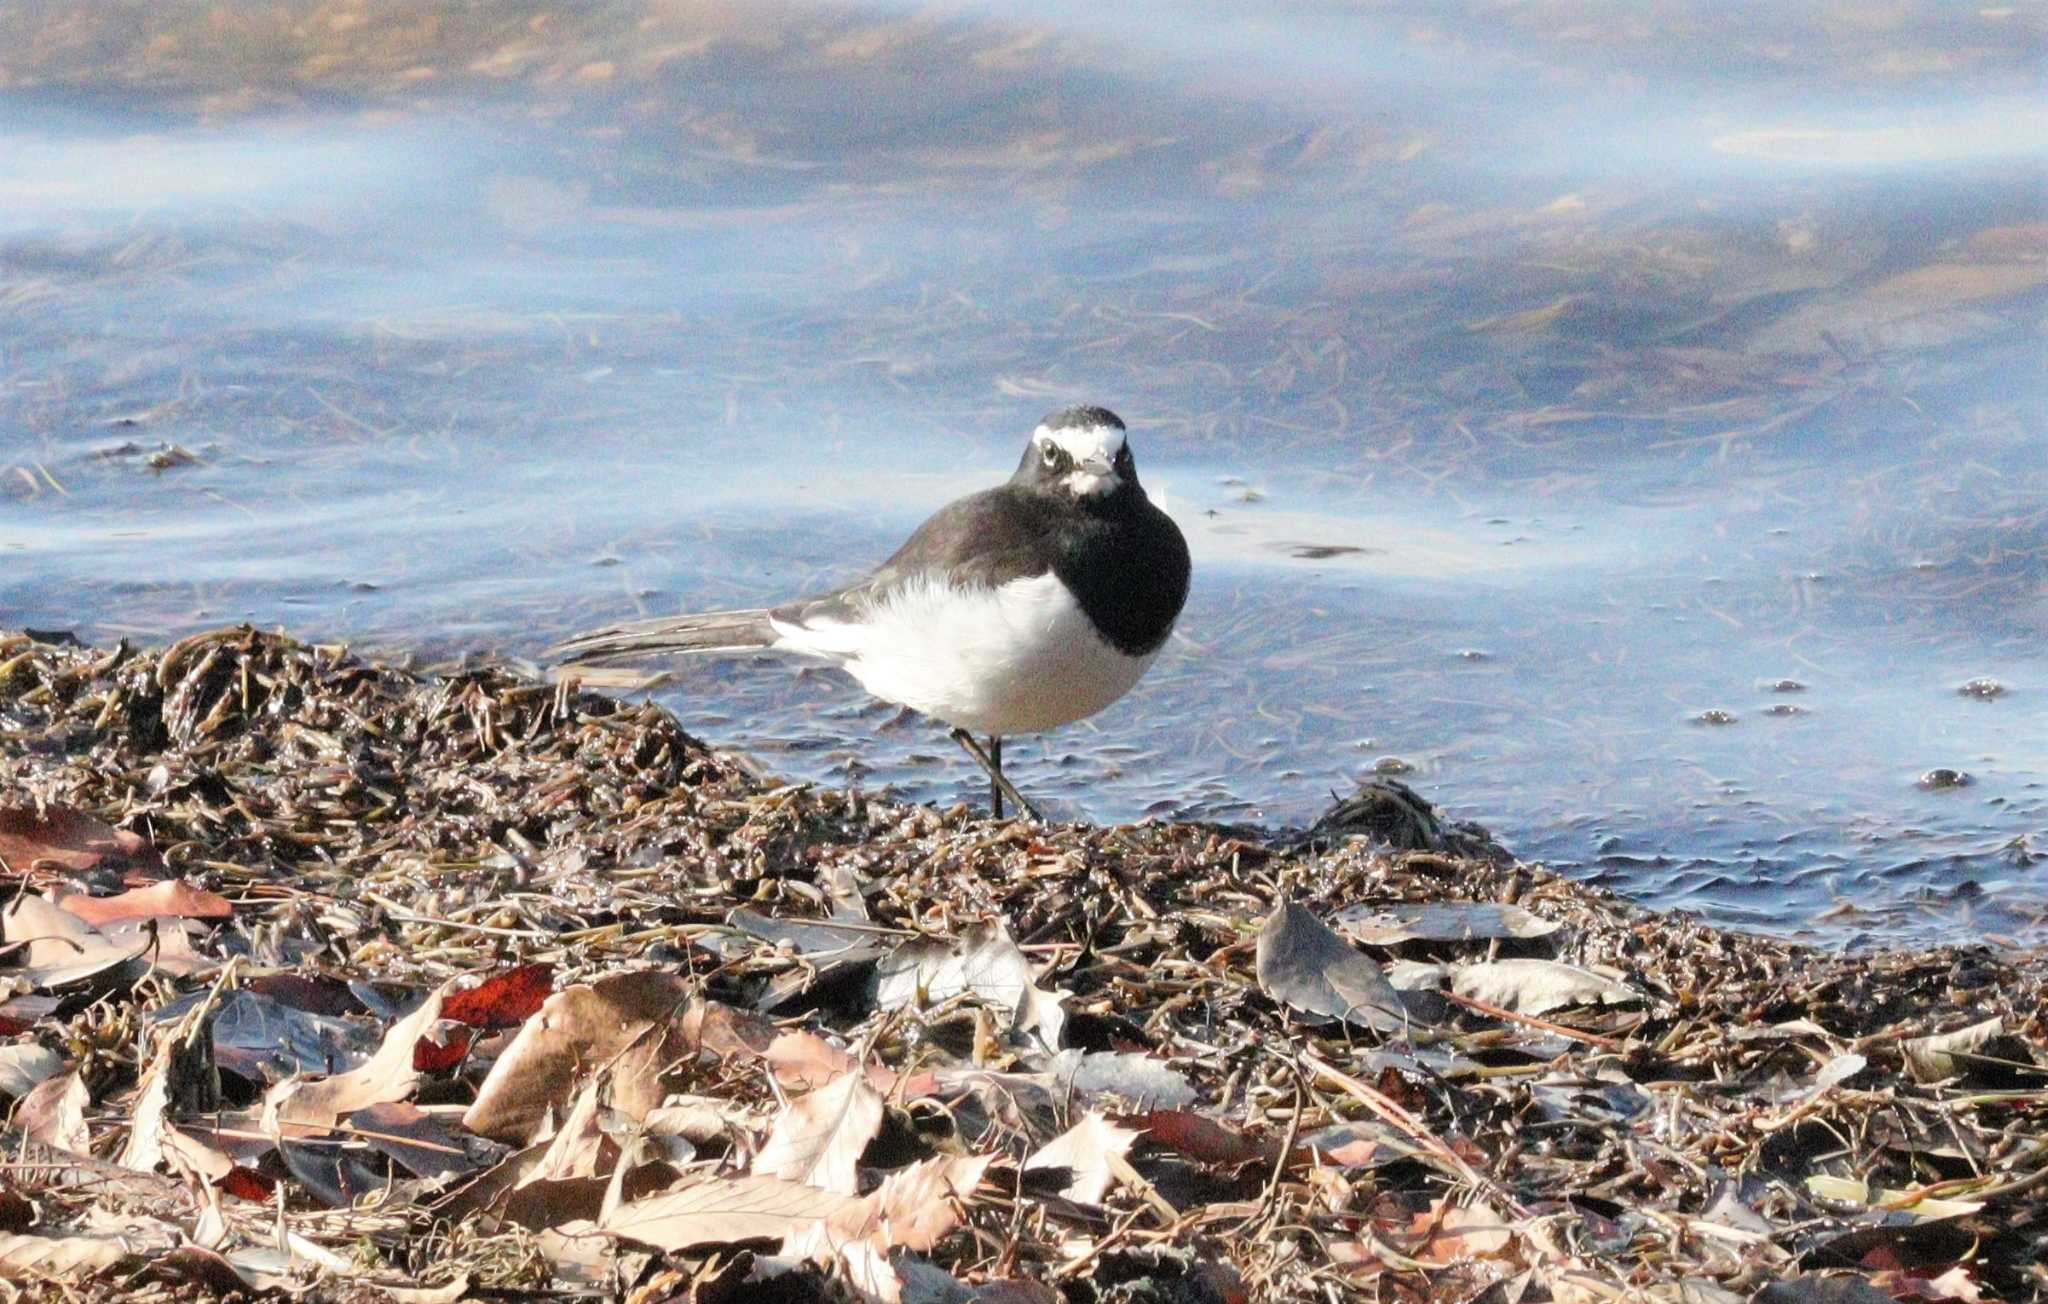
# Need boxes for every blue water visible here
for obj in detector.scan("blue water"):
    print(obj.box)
[3,1,2045,946]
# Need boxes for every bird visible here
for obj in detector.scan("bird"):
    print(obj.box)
[553,405,1190,820]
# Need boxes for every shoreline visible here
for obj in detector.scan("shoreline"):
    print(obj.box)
[2,625,2044,1301]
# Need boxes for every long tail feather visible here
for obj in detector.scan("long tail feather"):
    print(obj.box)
[552,609,778,664]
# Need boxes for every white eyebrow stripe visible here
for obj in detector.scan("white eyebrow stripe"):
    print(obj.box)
[1033,423,1126,464]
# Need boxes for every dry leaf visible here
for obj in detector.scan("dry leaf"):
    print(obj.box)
[601,1174,858,1252]
[525,1076,614,1185]
[829,1152,994,1251]
[0,806,161,877]
[1410,1199,1517,1264]
[266,980,453,1134]
[1449,959,1642,1015]
[1023,1113,1139,1204]
[54,880,233,927]
[366,1273,473,1304]
[1335,902,1560,945]
[0,894,147,989]
[14,1068,89,1152]
[462,970,694,1144]
[0,1231,139,1279]
[0,1045,63,1101]
[1902,1017,2004,1084]
[753,1068,885,1195]
[1256,900,1409,1032]
[874,921,1067,1051]
[118,1033,175,1171]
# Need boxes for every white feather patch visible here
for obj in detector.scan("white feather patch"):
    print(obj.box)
[1033,422,1126,465]
[768,571,1156,736]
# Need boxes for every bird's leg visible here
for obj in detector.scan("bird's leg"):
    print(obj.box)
[988,735,1003,819]
[949,728,1040,822]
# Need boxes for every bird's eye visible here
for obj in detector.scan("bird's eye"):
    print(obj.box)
[1115,447,1132,469]
[1042,445,1061,468]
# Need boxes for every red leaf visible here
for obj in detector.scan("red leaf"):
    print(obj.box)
[413,1028,473,1073]
[1117,1109,1273,1168]
[214,1167,276,1201]
[443,963,555,1030]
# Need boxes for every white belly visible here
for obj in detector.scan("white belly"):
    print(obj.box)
[770,572,1158,736]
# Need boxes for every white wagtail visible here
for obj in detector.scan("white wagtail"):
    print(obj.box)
[555,406,1190,819]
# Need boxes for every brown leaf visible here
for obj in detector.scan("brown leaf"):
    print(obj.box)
[265,979,452,1134]
[753,1068,885,1195]
[55,880,232,927]
[0,806,161,878]
[762,1030,934,1098]
[14,1068,89,1153]
[118,1033,176,1171]
[462,970,694,1144]
[600,1174,858,1252]
[1024,1113,1139,1204]
[1410,1199,1517,1265]
[825,1152,994,1251]
[524,1077,614,1185]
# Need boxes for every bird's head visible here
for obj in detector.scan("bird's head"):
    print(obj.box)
[1016,405,1138,503]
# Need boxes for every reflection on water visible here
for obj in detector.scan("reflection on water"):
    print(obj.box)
[3,1,2045,947]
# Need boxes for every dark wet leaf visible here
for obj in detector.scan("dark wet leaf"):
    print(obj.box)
[196,988,382,1084]
[1753,1277,1906,1304]
[279,1138,388,1208]
[351,1101,498,1181]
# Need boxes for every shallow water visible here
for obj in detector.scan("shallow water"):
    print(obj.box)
[3,1,2045,947]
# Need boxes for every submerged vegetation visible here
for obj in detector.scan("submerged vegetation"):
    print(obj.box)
[0,627,2042,1301]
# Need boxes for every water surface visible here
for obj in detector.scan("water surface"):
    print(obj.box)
[3,1,2045,946]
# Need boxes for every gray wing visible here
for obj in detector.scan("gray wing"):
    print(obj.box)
[770,486,1054,630]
